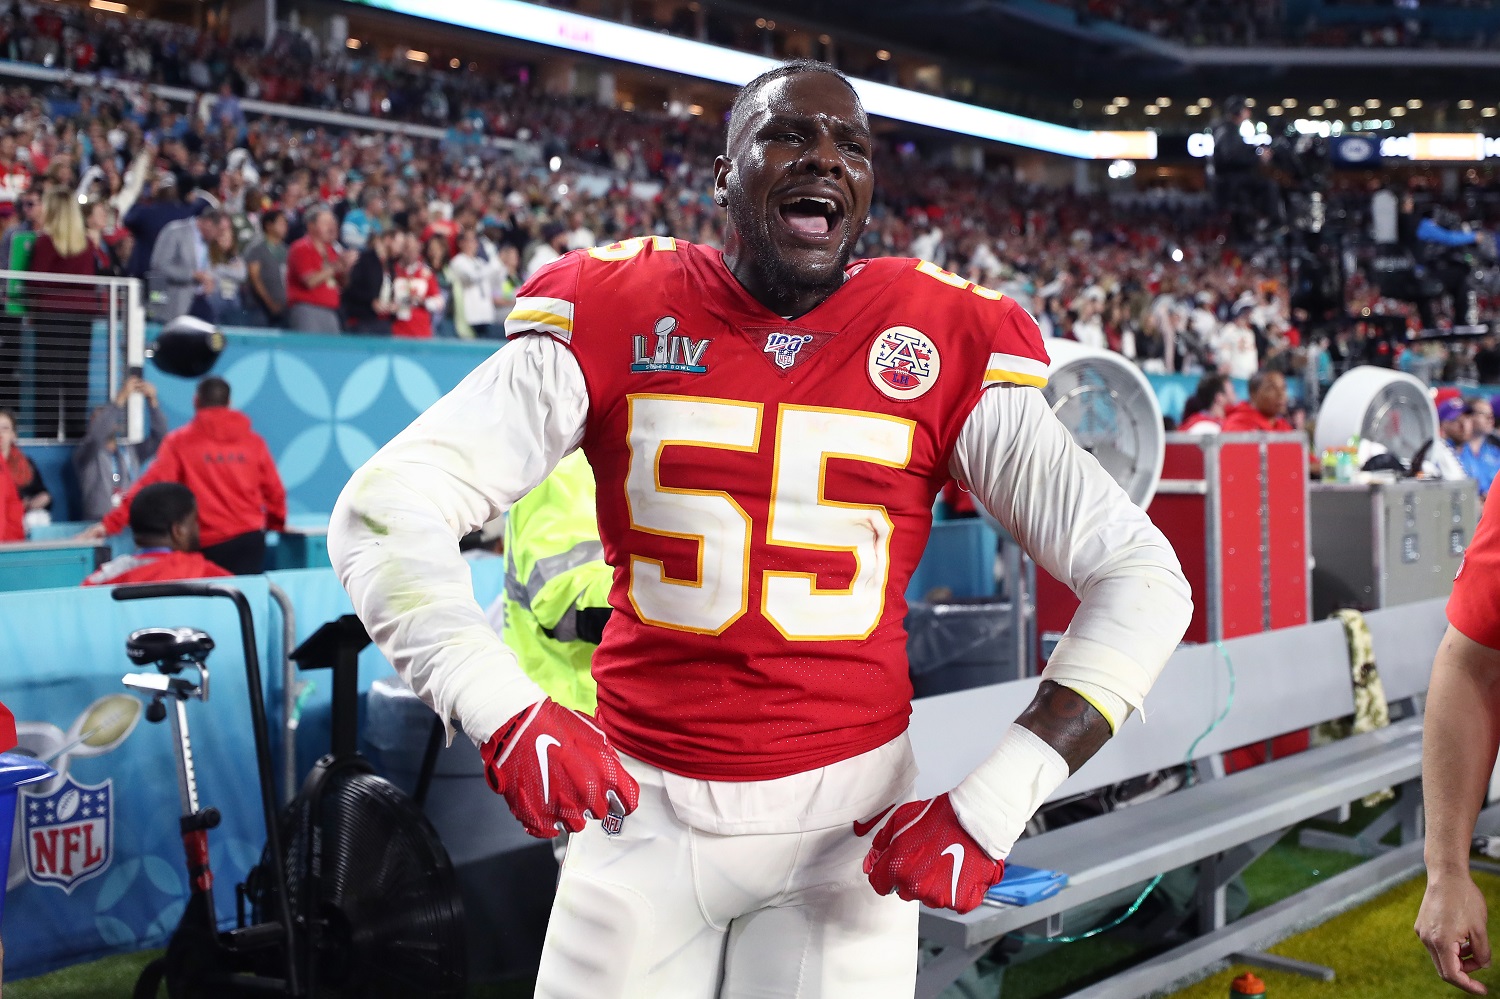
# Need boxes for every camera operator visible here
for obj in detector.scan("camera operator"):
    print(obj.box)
[1211,96,1282,243]
[1399,194,1495,328]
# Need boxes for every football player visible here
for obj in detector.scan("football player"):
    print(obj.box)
[329,59,1192,998]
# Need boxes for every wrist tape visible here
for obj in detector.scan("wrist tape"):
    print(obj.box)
[949,723,1070,861]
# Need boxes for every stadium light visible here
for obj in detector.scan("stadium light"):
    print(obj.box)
[1408,99,1423,109]
[876,49,891,61]
[1459,100,1475,109]
[89,0,129,11]
[405,49,429,63]
[350,0,1156,159]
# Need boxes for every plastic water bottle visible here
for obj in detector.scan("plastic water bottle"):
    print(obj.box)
[1230,971,1266,998]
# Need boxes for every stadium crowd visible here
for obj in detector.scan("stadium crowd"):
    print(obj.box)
[0,1,1493,434]
[0,68,1329,377]
[1062,0,1500,48]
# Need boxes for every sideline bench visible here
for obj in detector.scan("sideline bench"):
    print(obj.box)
[910,597,1446,997]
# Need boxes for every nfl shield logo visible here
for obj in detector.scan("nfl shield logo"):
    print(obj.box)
[22,776,112,893]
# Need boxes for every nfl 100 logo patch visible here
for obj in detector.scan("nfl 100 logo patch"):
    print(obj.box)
[763,331,815,370]
[23,775,114,893]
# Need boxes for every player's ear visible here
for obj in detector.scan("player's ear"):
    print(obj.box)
[712,155,731,209]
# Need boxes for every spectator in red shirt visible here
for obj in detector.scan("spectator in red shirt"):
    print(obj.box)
[83,482,231,586]
[391,233,440,339]
[1178,374,1236,435]
[1220,370,1292,433]
[284,205,346,334]
[92,376,285,574]
[0,132,31,220]
[0,457,22,542]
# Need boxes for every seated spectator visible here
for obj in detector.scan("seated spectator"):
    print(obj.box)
[123,170,197,280]
[82,482,230,585]
[1459,397,1500,496]
[1216,302,1260,381]
[0,455,22,542]
[1422,396,1473,482]
[72,375,168,521]
[524,221,569,279]
[242,209,289,327]
[285,206,348,334]
[1178,374,1235,435]
[206,223,249,325]
[342,228,396,335]
[0,407,48,520]
[84,200,124,276]
[92,375,285,575]
[391,233,440,339]
[31,186,105,441]
[424,234,454,337]
[448,228,504,338]
[147,207,228,322]
[340,186,385,252]
[1221,370,1292,432]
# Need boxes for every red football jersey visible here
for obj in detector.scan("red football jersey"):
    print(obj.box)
[507,239,1049,780]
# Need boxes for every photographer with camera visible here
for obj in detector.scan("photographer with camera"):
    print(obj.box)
[1211,97,1282,244]
[1398,194,1495,329]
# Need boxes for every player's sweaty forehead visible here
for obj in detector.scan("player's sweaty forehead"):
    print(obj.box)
[726,73,871,155]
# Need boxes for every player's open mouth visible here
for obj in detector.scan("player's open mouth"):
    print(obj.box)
[777,194,844,241]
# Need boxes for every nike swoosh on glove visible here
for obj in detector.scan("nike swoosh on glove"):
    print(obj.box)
[480,699,640,839]
[861,793,1004,913]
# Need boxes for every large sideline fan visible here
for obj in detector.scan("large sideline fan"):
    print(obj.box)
[1041,339,1166,508]
[1315,366,1438,472]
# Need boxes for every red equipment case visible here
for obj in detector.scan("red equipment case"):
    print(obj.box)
[1035,432,1311,647]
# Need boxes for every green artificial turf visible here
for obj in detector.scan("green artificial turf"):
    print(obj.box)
[1167,870,1500,999]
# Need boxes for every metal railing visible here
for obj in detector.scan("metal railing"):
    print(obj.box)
[0,269,145,444]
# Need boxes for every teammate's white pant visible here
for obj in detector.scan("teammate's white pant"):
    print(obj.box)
[535,754,919,999]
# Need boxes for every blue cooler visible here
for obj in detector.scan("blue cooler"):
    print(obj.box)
[0,754,55,928]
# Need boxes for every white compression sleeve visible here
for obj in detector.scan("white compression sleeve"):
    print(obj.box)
[949,386,1193,716]
[329,335,588,745]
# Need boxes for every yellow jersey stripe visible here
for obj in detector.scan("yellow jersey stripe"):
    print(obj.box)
[506,310,574,333]
[983,368,1048,388]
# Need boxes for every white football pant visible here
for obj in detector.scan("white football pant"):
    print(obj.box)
[534,754,919,998]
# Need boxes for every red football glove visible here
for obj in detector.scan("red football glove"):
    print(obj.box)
[860,793,1005,913]
[480,699,640,839]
